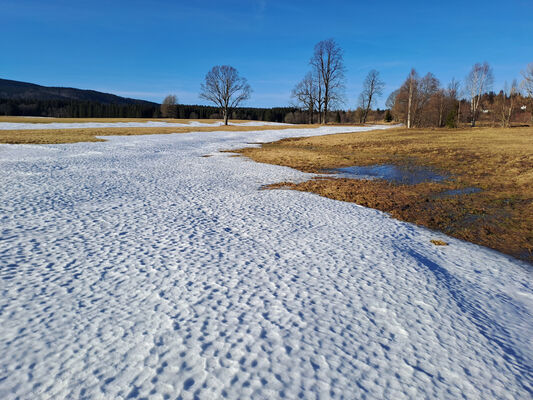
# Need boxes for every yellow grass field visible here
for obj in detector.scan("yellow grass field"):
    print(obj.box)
[235,126,533,262]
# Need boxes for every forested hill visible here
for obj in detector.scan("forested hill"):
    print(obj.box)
[0,78,296,121]
[0,78,155,105]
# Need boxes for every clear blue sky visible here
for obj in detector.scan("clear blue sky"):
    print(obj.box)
[1,0,532,108]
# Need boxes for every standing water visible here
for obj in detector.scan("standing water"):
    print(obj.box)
[322,164,447,185]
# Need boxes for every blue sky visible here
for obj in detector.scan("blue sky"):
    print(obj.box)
[1,0,532,108]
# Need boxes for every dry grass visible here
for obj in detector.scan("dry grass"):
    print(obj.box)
[236,126,533,263]
[0,123,316,144]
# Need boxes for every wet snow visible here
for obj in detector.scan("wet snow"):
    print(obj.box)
[0,121,289,131]
[0,125,531,399]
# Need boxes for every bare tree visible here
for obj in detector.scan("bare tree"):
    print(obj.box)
[359,70,385,123]
[291,72,317,124]
[161,94,178,118]
[521,63,533,98]
[313,69,325,124]
[415,72,440,126]
[447,78,461,127]
[385,89,399,110]
[522,63,533,123]
[310,39,345,124]
[390,70,440,128]
[406,69,417,128]
[496,80,519,127]
[199,65,251,125]
[465,62,494,127]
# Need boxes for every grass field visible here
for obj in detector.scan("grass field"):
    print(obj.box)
[235,126,533,263]
[0,120,315,144]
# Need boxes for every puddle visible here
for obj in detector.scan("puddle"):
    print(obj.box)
[322,164,447,185]
[439,187,482,196]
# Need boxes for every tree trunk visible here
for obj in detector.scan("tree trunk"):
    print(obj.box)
[223,109,229,125]
[470,99,476,127]
[407,83,413,129]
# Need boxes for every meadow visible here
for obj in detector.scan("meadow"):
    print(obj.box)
[235,126,533,262]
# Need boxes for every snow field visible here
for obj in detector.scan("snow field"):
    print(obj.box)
[0,120,289,131]
[0,126,531,399]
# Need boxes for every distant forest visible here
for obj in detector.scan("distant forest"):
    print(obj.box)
[0,98,298,122]
[0,78,298,122]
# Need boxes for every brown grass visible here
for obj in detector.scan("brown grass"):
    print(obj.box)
[0,123,316,144]
[236,126,533,263]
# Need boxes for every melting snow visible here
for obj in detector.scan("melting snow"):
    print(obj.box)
[0,125,531,399]
[0,121,289,130]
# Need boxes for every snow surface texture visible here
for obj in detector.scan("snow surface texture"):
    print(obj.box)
[0,121,289,130]
[0,126,532,400]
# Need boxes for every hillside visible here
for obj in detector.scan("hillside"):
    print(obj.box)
[0,78,156,105]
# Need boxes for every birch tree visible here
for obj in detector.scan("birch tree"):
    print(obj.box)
[359,70,385,123]
[465,62,494,127]
[406,69,418,128]
[310,39,345,124]
[199,65,251,125]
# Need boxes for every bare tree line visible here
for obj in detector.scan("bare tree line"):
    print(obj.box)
[161,40,532,128]
[385,62,533,128]
[289,39,532,127]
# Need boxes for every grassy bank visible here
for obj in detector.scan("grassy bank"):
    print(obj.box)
[235,126,533,263]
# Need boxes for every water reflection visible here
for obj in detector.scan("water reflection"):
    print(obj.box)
[323,164,447,185]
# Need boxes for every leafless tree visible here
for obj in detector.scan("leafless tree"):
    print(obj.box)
[391,69,440,127]
[291,72,317,124]
[310,39,345,124]
[161,94,178,118]
[415,72,440,126]
[313,69,325,124]
[465,62,494,127]
[385,89,399,110]
[447,78,461,126]
[521,63,533,98]
[359,70,385,124]
[496,80,519,127]
[406,69,417,128]
[522,64,533,122]
[199,65,251,125]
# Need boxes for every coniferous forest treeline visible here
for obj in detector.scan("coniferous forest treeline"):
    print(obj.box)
[0,98,298,122]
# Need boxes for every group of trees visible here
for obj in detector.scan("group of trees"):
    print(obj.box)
[0,99,159,118]
[291,39,346,124]
[0,96,297,122]
[387,62,532,128]
[286,39,533,128]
